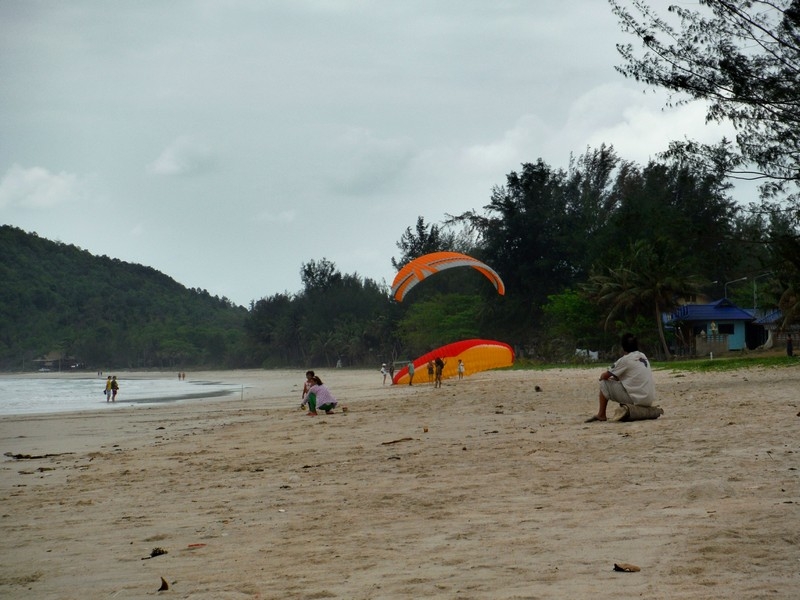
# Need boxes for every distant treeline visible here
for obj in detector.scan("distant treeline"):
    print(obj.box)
[2,144,797,371]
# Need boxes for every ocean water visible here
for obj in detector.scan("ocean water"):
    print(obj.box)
[0,375,244,416]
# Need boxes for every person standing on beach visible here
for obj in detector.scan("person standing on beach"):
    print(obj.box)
[381,363,388,385]
[427,360,435,384]
[457,359,465,380]
[300,370,315,409]
[305,376,338,416]
[585,332,655,422]
[104,376,113,402]
[111,376,119,402]
[434,357,445,388]
[389,362,395,384]
[408,361,415,385]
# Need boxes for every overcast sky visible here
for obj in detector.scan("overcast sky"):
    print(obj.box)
[1,1,739,307]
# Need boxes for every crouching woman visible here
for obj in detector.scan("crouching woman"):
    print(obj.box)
[306,376,338,416]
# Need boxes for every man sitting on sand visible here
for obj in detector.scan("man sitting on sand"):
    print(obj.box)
[586,332,655,422]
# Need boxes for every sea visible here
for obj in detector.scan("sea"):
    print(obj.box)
[0,374,245,417]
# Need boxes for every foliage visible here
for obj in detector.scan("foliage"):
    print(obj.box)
[540,289,608,359]
[396,294,482,357]
[246,260,399,368]
[607,157,743,280]
[300,258,342,292]
[391,216,455,270]
[584,238,705,359]
[449,145,751,355]
[0,225,249,370]
[450,147,621,349]
[609,0,800,202]
[766,210,800,323]
[610,0,800,314]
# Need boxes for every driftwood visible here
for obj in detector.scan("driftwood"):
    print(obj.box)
[381,437,414,445]
[4,452,73,460]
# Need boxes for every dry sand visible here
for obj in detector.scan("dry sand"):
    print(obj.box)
[1,365,798,599]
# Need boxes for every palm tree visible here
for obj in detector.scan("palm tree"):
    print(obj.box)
[586,239,704,359]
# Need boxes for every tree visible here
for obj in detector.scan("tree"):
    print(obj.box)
[609,0,800,201]
[246,259,398,367]
[300,258,342,293]
[585,238,705,359]
[450,148,623,346]
[607,156,743,283]
[396,294,482,356]
[768,211,800,324]
[541,289,608,359]
[391,216,456,270]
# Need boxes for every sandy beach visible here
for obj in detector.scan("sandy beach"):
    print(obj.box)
[1,365,798,599]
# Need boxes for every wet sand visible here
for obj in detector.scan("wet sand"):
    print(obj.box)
[1,365,798,599]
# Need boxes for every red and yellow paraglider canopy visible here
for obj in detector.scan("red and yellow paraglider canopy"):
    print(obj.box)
[391,251,505,302]
[393,339,514,385]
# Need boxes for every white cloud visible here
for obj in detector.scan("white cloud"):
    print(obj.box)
[461,114,551,173]
[566,84,736,165]
[257,209,297,224]
[148,136,216,176]
[323,127,415,195]
[0,164,85,209]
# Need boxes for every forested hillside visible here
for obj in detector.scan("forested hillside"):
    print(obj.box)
[0,225,250,371]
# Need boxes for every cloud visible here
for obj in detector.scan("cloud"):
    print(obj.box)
[461,114,551,173]
[323,127,415,195]
[565,83,737,165]
[148,135,216,176]
[257,208,297,223]
[0,164,85,209]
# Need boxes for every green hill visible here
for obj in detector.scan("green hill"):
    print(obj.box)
[0,225,251,371]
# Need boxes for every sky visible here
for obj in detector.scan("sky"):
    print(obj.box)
[0,1,741,307]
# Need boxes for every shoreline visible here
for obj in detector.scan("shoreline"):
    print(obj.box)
[0,371,256,418]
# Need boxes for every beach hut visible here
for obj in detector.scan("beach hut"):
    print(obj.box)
[753,309,800,351]
[670,298,754,357]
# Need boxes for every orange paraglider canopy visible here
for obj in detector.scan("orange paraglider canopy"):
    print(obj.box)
[391,251,505,302]
[393,339,514,385]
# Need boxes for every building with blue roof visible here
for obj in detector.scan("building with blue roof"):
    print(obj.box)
[754,309,798,352]
[669,298,755,356]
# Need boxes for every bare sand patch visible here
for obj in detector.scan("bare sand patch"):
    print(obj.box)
[1,365,798,599]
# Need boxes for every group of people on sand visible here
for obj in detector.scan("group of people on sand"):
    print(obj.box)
[297,332,657,423]
[299,370,338,416]
[380,363,395,385]
[104,375,119,402]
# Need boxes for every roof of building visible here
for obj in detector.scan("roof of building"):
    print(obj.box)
[670,298,754,323]
[754,309,783,325]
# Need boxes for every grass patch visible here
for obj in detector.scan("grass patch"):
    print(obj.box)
[508,355,798,373]
[655,355,798,373]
